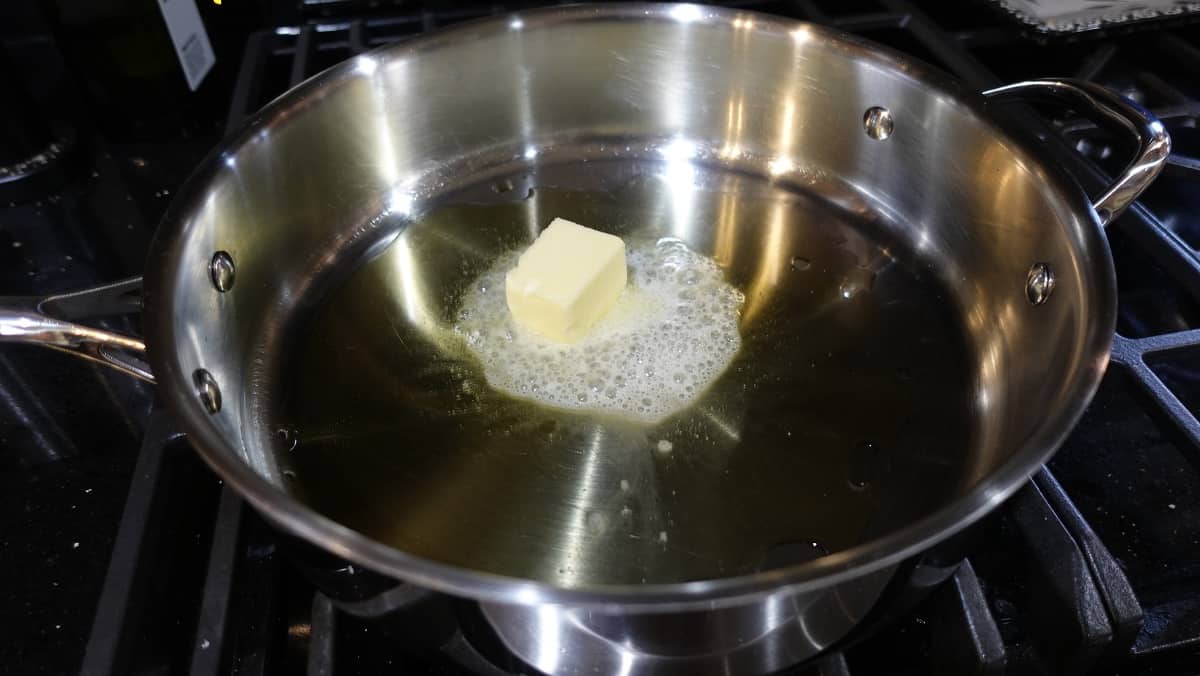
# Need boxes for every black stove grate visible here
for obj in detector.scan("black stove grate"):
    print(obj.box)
[79,2,1200,675]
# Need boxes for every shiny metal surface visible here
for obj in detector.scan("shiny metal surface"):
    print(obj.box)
[138,0,1139,607]
[983,78,1171,226]
[194,368,222,414]
[0,4,1172,674]
[1026,262,1056,305]
[862,106,894,141]
[209,251,235,292]
[0,278,153,382]
[481,563,895,676]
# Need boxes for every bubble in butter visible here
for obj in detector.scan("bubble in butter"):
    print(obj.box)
[454,237,744,422]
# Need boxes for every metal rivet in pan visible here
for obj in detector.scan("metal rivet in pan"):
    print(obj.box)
[194,369,222,414]
[210,251,235,292]
[1026,262,1055,305]
[863,106,894,140]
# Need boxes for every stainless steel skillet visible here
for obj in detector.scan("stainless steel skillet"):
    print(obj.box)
[0,5,1169,674]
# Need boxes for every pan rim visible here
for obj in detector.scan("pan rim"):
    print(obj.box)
[143,2,1118,611]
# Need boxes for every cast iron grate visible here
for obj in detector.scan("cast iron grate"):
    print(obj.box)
[80,1,1200,675]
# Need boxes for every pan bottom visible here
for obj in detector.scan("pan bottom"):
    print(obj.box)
[269,155,979,588]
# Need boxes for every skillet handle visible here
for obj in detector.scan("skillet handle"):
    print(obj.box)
[0,277,154,383]
[982,78,1171,227]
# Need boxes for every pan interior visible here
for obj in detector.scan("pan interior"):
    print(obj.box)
[267,153,979,587]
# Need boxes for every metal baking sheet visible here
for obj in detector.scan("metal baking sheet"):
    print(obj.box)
[987,0,1200,33]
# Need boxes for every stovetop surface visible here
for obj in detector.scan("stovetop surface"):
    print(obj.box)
[2,1,1200,675]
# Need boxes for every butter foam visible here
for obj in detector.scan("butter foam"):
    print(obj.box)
[454,237,743,422]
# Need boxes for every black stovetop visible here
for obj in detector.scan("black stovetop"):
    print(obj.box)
[3,2,1200,675]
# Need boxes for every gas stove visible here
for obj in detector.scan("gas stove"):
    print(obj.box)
[2,1,1200,675]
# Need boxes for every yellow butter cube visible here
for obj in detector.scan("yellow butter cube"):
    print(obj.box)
[505,218,627,343]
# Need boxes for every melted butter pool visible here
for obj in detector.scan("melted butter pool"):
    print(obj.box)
[271,160,978,587]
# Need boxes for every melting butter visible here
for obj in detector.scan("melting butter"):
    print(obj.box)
[455,237,743,422]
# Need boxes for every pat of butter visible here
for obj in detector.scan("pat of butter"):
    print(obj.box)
[505,218,627,343]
